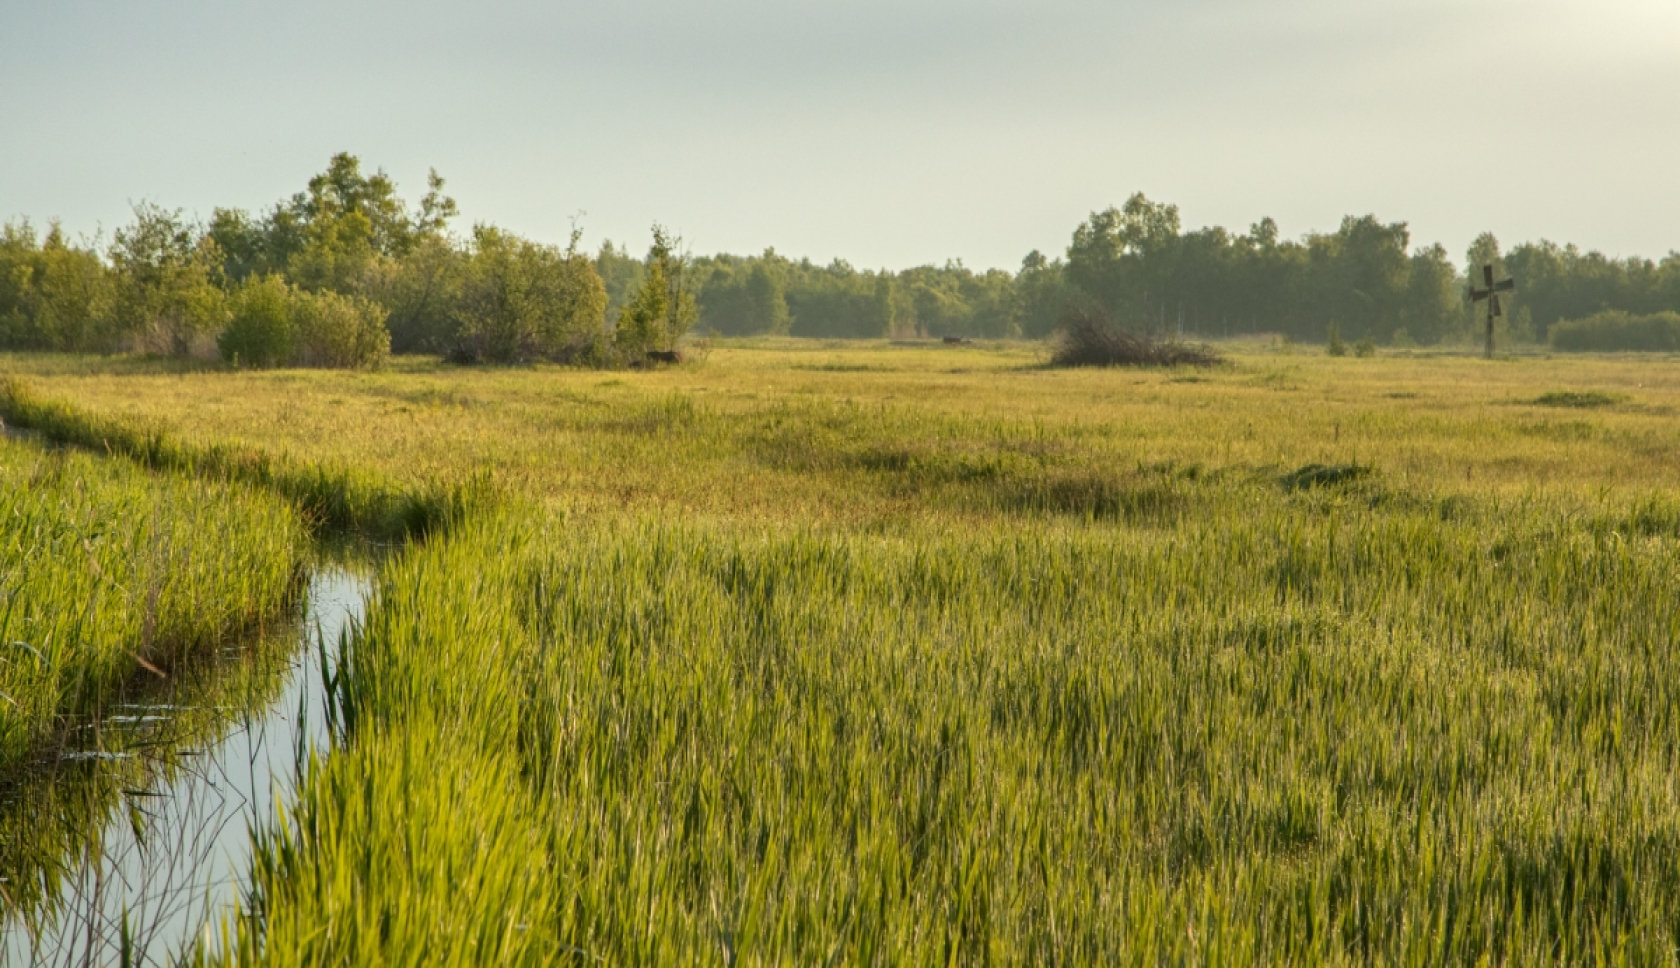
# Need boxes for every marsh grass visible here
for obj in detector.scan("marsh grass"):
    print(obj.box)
[0,437,306,773]
[0,377,481,540]
[1532,390,1624,409]
[0,603,302,928]
[7,344,1680,963]
[207,489,1680,964]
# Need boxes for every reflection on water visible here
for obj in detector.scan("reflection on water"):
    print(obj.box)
[1,566,371,967]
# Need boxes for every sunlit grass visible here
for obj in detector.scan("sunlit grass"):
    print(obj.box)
[0,436,306,773]
[6,342,1680,962]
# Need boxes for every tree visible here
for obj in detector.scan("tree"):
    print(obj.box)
[1401,244,1461,345]
[293,152,414,257]
[0,220,115,351]
[1066,193,1181,327]
[210,155,459,301]
[379,234,466,354]
[109,203,227,356]
[742,261,791,335]
[1013,251,1080,339]
[615,225,696,359]
[1315,216,1411,342]
[453,225,607,363]
[694,251,790,336]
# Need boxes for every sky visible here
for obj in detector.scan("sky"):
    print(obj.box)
[2,0,1678,271]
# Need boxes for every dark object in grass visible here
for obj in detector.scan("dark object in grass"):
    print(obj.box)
[645,350,682,365]
[942,336,971,345]
[1281,462,1372,491]
[1532,390,1620,409]
[1050,308,1221,369]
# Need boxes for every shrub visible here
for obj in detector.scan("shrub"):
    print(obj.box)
[294,289,390,369]
[1326,322,1347,356]
[1050,307,1221,369]
[217,276,389,370]
[219,275,296,368]
[1549,310,1680,353]
[451,226,608,364]
[1354,337,1377,357]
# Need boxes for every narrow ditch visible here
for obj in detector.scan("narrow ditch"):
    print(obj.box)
[1,563,373,967]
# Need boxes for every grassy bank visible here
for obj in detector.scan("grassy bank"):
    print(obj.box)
[0,435,306,773]
[0,376,480,540]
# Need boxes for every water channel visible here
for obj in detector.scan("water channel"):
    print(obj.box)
[1,562,373,966]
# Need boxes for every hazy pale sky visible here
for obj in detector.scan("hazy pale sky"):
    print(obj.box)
[3,0,1677,270]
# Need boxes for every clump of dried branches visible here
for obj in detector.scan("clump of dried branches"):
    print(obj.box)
[1050,308,1222,369]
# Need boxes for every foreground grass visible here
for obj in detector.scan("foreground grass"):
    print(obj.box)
[212,488,1680,964]
[0,435,305,773]
[7,343,1680,963]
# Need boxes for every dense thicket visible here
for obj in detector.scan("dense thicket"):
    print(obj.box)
[1549,310,1680,353]
[7,161,1680,356]
[0,155,670,366]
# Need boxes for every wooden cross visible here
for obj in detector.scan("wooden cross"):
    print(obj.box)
[1469,264,1515,359]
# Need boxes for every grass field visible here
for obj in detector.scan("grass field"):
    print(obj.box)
[0,435,305,771]
[0,434,307,927]
[4,340,1680,964]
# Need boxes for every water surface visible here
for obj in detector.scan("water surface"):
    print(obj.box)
[1,566,371,966]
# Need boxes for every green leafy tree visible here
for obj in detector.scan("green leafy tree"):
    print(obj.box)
[0,220,116,351]
[1012,251,1073,338]
[595,240,647,320]
[1067,193,1181,327]
[615,226,696,358]
[1400,244,1461,345]
[454,226,608,363]
[109,203,227,356]
[294,153,414,257]
[378,234,467,354]
[742,260,791,335]
[694,251,790,336]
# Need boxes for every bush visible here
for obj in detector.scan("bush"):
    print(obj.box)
[218,276,389,370]
[1050,307,1221,369]
[1549,310,1680,353]
[1354,337,1377,357]
[1326,322,1347,356]
[220,275,296,367]
[451,226,608,364]
[295,289,390,369]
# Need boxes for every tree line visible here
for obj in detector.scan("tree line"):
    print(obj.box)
[6,157,1680,365]
[674,195,1680,347]
[0,154,692,367]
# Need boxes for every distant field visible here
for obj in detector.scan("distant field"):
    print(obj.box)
[3,340,1676,514]
[4,341,1680,964]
